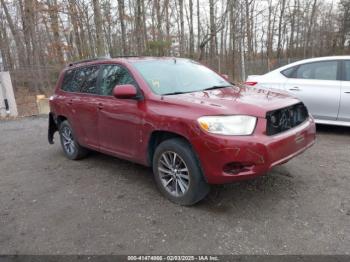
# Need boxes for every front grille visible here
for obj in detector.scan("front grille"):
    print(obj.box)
[266,103,308,136]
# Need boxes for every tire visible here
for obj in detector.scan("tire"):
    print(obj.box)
[59,120,88,160]
[152,138,210,205]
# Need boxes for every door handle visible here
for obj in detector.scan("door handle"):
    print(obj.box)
[67,99,73,105]
[98,103,103,110]
[289,87,300,91]
[345,91,350,94]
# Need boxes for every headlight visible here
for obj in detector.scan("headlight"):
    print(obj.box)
[197,115,257,135]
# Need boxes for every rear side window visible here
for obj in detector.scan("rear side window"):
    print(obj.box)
[60,66,100,93]
[344,61,350,81]
[99,65,136,96]
[80,66,100,94]
[295,61,338,80]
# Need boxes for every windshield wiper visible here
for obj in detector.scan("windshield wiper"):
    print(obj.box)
[162,91,191,96]
[202,85,232,91]
[162,85,233,96]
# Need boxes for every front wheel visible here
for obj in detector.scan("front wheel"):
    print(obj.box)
[152,138,210,205]
[59,120,88,160]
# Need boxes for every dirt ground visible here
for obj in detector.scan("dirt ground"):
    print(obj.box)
[0,116,349,255]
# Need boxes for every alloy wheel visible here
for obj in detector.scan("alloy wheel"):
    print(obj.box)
[158,151,190,197]
[61,126,76,155]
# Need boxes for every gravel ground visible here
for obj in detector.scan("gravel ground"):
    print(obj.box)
[0,116,349,255]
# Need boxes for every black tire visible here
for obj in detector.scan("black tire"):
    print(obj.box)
[152,138,210,205]
[59,120,88,160]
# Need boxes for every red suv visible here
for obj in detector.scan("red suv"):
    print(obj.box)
[48,57,316,205]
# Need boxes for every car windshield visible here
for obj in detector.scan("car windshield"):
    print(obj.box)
[132,59,231,95]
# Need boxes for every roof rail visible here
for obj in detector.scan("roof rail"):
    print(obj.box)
[68,57,110,67]
[111,55,141,58]
[67,56,143,67]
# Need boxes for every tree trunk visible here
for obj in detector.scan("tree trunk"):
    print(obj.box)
[0,20,14,70]
[155,0,163,42]
[117,0,128,55]
[304,0,317,57]
[142,0,148,47]
[47,0,64,64]
[209,0,216,61]
[92,0,105,56]
[1,0,27,67]
[288,0,297,58]
[197,0,201,52]
[245,0,255,59]
[189,0,194,57]
[276,0,286,61]
[135,0,143,55]
[165,0,170,44]
[179,0,185,56]
[228,0,236,79]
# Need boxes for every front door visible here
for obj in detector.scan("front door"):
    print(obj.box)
[339,60,350,122]
[97,64,142,158]
[283,60,341,120]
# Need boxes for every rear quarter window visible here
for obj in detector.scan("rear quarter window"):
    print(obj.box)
[281,66,296,78]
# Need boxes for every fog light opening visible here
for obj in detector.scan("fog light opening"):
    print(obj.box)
[223,162,253,175]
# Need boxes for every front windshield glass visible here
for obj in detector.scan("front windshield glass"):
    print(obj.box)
[132,59,231,95]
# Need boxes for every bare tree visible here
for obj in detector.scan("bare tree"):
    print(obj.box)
[179,0,185,55]
[209,0,216,60]
[135,0,143,55]
[47,0,64,64]
[338,0,350,52]
[117,0,128,55]
[189,0,195,57]
[0,0,27,66]
[276,0,286,60]
[197,0,201,52]
[0,0,349,83]
[92,0,104,56]
[304,0,318,57]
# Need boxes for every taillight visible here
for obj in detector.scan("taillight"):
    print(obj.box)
[244,81,258,86]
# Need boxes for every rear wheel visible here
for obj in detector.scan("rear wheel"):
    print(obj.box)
[59,120,88,160]
[153,138,210,205]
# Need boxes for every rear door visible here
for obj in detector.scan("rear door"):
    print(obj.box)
[97,64,142,158]
[283,60,341,120]
[66,65,101,149]
[339,60,350,122]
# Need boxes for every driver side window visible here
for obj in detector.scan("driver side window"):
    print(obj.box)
[99,65,136,96]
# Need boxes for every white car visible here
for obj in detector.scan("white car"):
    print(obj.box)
[246,56,350,127]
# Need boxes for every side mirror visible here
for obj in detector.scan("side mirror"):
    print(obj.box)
[113,84,138,99]
[221,74,229,80]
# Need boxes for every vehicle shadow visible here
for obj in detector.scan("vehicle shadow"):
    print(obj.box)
[316,124,350,135]
[195,165,297,213]
[76,150,299,214]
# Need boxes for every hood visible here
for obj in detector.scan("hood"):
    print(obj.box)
[163,86,301,118]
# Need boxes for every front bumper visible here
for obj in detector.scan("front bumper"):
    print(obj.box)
[191,117,316,184]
